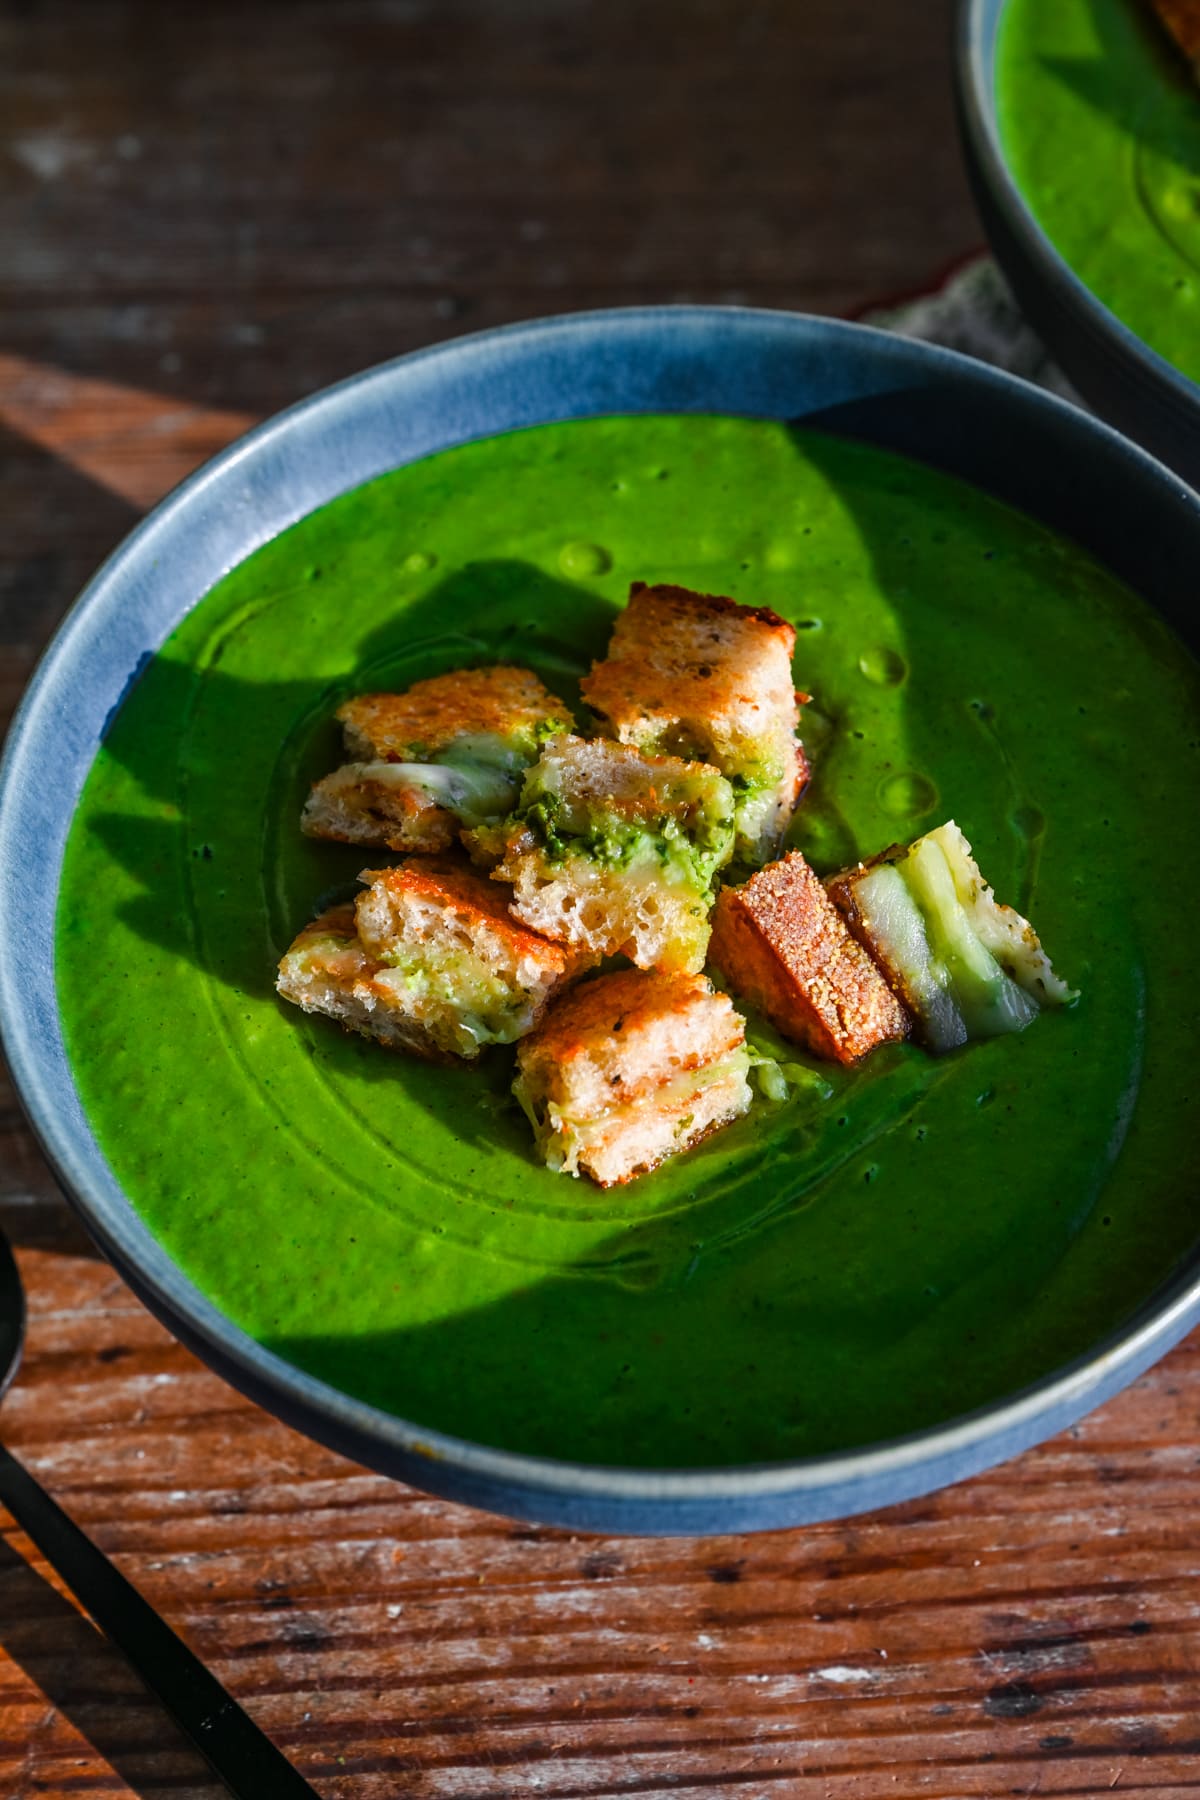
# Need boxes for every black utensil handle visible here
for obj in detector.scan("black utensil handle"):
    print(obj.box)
[0,1443,319,1798]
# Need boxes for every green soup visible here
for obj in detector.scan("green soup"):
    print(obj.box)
[55,416,1200,1468]
[997,0,1200,385]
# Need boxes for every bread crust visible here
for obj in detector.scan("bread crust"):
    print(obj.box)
[277,857,581,1061]
[339,665,571,761]
[710,852,910,1065]
[823,848,917,1016]
[518,966,744,1111]
[301,776,456,854]
[515,968,751,1185]
[626,580,793,635]
[276,903,457,1063]
[581,583,797,740]
[356,857,569,974]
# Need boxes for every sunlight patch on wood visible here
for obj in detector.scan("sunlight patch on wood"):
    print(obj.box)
[0,354,255,512]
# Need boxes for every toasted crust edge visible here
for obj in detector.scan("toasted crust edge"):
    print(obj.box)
[823,849,923,1022]
[710,854,910,1065]
[626,579,795,639]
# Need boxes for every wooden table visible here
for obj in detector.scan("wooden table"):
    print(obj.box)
[2,4,1198,1794]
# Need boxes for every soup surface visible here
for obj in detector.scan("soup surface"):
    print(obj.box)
[56,415,1200,1467]
[998,0,1200,385]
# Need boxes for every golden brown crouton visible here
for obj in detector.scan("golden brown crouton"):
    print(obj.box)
[302,665,572,854]
[709,851,910,1065]
[514,968,752,1186]
[580,582,807,864]
[303,769,458,854]
[338,666,572,763]
[492,734,736,974]
[275,903,451,1057]
[277,857,579,1061]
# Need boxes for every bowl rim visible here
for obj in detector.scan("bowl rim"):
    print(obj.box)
[955,0,1200,414]
[3,301,1200,1527]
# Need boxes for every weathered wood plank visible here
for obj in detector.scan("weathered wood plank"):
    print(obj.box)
[2,1242,1199,1799]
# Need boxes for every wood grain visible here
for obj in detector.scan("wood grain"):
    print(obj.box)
[2,1245,1199,1798]
[2,2,1198,1795]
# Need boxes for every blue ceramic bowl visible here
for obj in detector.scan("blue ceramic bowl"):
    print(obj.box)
[956,0,1200,488]
[2,307,1199,1535]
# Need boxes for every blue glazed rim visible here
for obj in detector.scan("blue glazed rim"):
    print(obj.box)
[955,0,1200,484]
[2,304,1199,1536]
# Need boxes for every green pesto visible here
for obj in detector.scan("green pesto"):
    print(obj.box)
[997,0,1200,384]
[524,805,669,874]
[55,415,1200,1468]
[519,778,733,889]
[372,942,528,1048]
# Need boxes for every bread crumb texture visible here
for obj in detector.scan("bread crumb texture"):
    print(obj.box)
[514,968,752,1186]
[710,851,910,1065]
[277,857,578,1061]
[302,665,573,852]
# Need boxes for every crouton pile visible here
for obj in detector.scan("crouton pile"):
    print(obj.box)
[278,582,1075,1187]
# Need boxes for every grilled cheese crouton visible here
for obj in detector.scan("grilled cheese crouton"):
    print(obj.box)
[277,858,579,1061]
[1145,0,1200,75]
[580,582,807,865]
[275,903,416,1044]
[710,852,910,1065]
[492,735,736,974]
[514,969,752,1185]
[302,665,572,853]
[826,822,1077,1055]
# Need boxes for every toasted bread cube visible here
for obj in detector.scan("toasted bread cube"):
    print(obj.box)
[580,582,808,865]
[302,665,573,853]
[826,821,1077,1055]
[1145,0,1200,75]
[275,903,409,1043]
[302,765,458,854]
[710,852,910,1065]
[491,735,736,974]
[514,968,752,1186]
[277,858,578,1061]
[338,667,570,764]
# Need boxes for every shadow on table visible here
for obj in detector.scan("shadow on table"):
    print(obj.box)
[1,423,143,1264]
[0,1049,96,1257]
[0,1531,226,1798]
[0,418,143,742]
[0,1188,97,1260]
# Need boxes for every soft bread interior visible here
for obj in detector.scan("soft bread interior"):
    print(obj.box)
[580,584,804,863]
[276,913,449,1059]
[513,968,751,1184]
[495,735,735,972]
[301,772,455,853]
[516,1052,752,1186]
[501,849,713,974]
